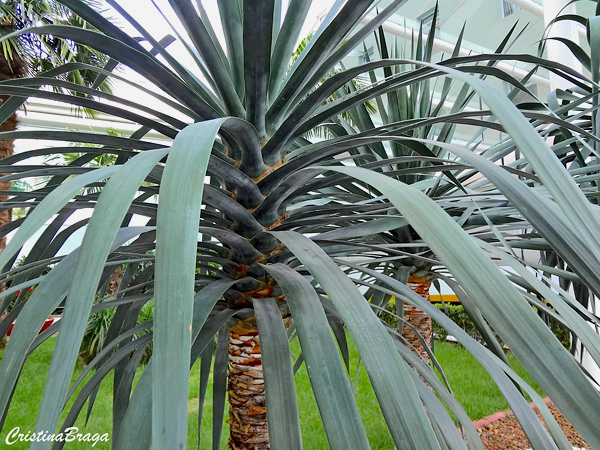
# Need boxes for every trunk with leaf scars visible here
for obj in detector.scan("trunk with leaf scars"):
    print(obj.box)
[106,266,124,295]
[227,316,269,450]
[0,51,25,254]
[0,50,25,350]
[404,272,433,362]
[227,307,293,450]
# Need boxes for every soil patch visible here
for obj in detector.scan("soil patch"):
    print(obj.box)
[475,400,590,449]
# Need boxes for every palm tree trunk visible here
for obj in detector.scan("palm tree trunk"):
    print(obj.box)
[105,266,124,295]
[0,51,26,350]
[0,51,26,253]
[404,272,433,362]
[227,316,269,450]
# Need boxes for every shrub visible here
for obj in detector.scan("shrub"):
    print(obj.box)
[79,301,154,365]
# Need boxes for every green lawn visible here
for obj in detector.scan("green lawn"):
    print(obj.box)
[433,340,545,421]
[0,336,543,449]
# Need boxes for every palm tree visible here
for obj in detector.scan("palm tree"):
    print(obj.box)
[0,43,24,253]
[0,1,599,449]
[0,0,111,89]
[0,0,112,257]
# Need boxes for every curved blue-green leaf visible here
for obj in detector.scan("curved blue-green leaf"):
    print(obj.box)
[412,136,600,299]
[167,0,244,117]
[319,165,600,449]
[478,239,600,367]
[152,119,232,449]
[197,341,214,449]
[268,0,313,99]
[413,60,600,270]
[0,165,119,270]
[31,147,170,448]
[217,0,244,97]
[242,0,274,138]
[212,326,229,450]
[263,263,371,449]
[114,278,237,450]
[0,226,153,429]
[270,231,441,450]
[0,24,219,119]
[52,335,153,450]
[254,297,302,450]
[345,260,570,450]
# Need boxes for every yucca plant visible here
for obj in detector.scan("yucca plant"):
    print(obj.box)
[314,8,531,361]
[0,1,600,449]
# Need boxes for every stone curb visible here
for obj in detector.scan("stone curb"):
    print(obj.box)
[472,397,552,428]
